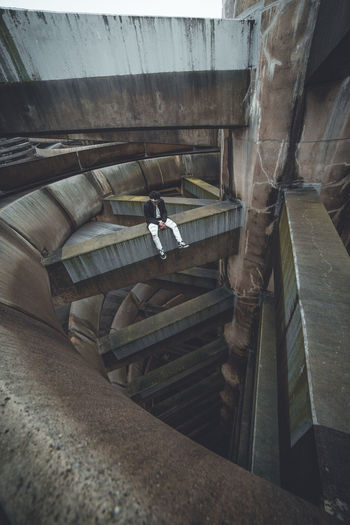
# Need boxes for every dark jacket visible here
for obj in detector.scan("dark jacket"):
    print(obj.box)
[144,198,168,225]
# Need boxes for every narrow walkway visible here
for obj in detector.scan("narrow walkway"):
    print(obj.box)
[43,200,244,304]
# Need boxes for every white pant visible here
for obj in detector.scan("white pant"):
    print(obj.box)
[148,218,183,251]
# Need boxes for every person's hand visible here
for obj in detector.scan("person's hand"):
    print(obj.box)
[159,221,166,230]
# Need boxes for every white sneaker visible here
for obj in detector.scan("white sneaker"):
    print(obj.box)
[159,250,167,260]
[178,241,189,249]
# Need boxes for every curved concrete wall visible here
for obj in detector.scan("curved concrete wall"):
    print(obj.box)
[97,152,220,197]
[0,154,331,523]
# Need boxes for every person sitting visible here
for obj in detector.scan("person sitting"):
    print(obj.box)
[144,191,189,260]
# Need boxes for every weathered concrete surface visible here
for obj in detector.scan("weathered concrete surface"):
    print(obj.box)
[221,0,350,365]
[275,188,350,520]
[3,70,249,135]
[108,283,156,387]
[0,188,72,253]
[69,295,106,376]
[51,128,219,147]
[0,11,253,81]
[182,177,220,199]
[99,288,234,371]
[0,10,253,134]
[46,174,102,229]
[43,201,244,303]
[0,302,334,524]
[106,195,214,217]
[251,294,280,485]
[95,152,220,199]
[0,220,61,330]
[223,0,259,19]
[0,143,204,192]
[222,0,323,358]
[64,222,125,246]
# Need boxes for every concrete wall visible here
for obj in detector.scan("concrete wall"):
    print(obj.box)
[0,151,332,524]
[0,9,254,133]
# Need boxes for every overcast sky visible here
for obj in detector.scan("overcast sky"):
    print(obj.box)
[0,0,222,18]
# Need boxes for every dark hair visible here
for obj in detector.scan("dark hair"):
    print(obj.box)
[149,191,161,200]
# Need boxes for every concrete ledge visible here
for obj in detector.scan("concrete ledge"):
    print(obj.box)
[0,221,61,330]
[64,222,125,247]
[183,177,220,199]
[43,201,244,303]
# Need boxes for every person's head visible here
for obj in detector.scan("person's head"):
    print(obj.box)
[149,191,161,205]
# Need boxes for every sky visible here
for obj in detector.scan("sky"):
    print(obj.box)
[0,0,222,18]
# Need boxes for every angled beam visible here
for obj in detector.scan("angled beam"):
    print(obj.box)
[182,177,220,200]
[105,195,215,217]
[99,288,234,372]
[127,336,228,402]
[152,371,224,420]
[43,201,244,304]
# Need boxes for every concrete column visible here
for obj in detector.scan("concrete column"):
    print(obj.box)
[275,187,350,520]
[224,0,321,357]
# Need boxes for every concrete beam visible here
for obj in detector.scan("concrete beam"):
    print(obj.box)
[99,288,234,371]
[43,201,244,304]
[105,195,215,217]
[275,188,350,519]
[183,177,220,199]
[0,10,252,134]
[127,336,228,402]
